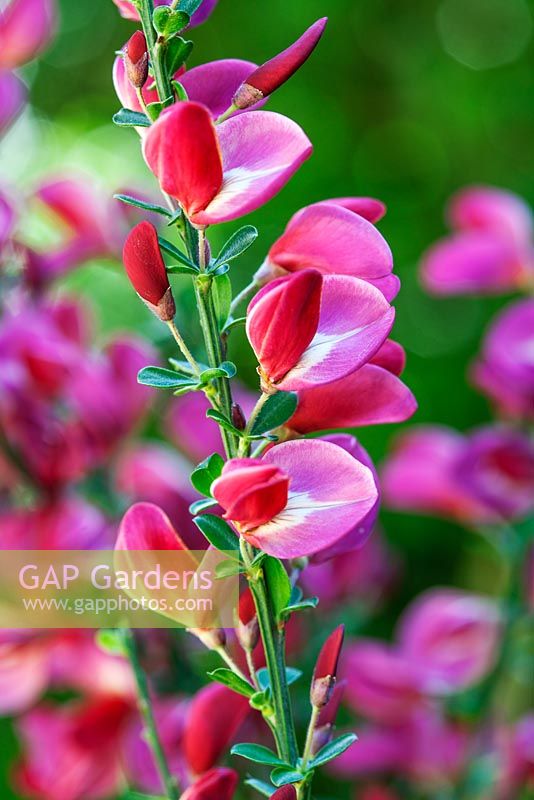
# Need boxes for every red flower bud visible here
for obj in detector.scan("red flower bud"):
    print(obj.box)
[124,30,149,89]
[212,459,290,532]
[181,768,239,800]
[312,679,346,753]
[233,18,327,109]
[271,787,297,800]
[311,624,344,707]
[231,402,247,431]
[122,221,175,321]
[237,586,259,651]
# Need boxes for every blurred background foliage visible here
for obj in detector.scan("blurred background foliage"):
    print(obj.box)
[0,0,532,796]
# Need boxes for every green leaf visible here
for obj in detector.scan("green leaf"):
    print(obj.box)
[184,218,200,265]
[166,36,193,75]
[249,690,269,710]
[231,743,289,767]
[212,273,232,329]
[137,366,197,390]
[146,101,164,121]
[189,498,218,515]
[180,0,204,14]
[199,362,236,383]
[96,629,127,656]
[222,316,246,334]
[169,358,206,375]
[113,108,151,128]
[207,668,254,697]
[153,6,189,36]
[123,793,166,800]
[256,667,302,691]
[270,767,303,787]
[215,226,258,265]
[206,409,242,436]
[190,452,224,497]
[309,733,358,769]
[158,237,197,268]
[193,514,239,554]
[250,392,298,435]
[215,559,245,579]
[263,556,292,620]
[172,80,189,101]
[166,264,200,275]
[244,778,275,798]
[210,263,229,277]
[282,597,319,615]
[113,194,172,218]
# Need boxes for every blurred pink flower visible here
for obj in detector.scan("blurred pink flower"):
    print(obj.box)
[114,56,265,120]
[472,298,534,422]
[112,0,218,28]
[421,186,533,295]
[256,198,399,300]
[211,439,378,559]
[0,0,56,69]
[0,69,26,134]
[398,588,501,692]
[143,101,312,225]
[381,424,534,525]
[246,270,394,391]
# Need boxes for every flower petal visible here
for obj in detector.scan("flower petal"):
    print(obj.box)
[116,502,190,551]
[143,102,223,218]
[0,69,26,134]
[448,185,532,245]
[278,276,395,390]
[193,111,312,225]
[0,0,56,69]
[180,59,265,119]
[328,196,387,223]
[246,440,378,559]
[184,684,249,774]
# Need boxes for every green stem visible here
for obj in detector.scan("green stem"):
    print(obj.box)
[242,540,299,764]
[301,705,320,771]
[123,630,179,800]
[137,0,174,105]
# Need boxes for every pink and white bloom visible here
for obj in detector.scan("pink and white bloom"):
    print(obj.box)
[472,298,534,422]
[112,0,218,27]
[398,589,502,692]
[143,101,312,226]
[256,199,399,300]
[286,339,416,433]
[114,57,266,121]
[0,0,56,69]
[0,69,26,134]
[247,269,394,391]
[382,425,534,525]
[211,439,378,559]
[421,186,534,295]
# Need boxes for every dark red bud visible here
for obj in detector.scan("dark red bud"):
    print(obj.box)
[124,31,149,89]
[312,680,346,753]
[189,627,227,650]
[237,587,259,651]
[123,221,175,321]
[233,18,327,109]
[271,787,297,800]
[231,403,247,431]
[311,624,344,708]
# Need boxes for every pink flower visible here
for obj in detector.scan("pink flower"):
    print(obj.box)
[286,339,417,434]
[472,298,534,422]
[116,502,192,551]
[0,69,26,134]
[398,589,501,692]
[256,199,398,300]
[246,269,394,391]
[112,0,218,28]
[123,220,176,320]
[421,186,533,295]
[269,788,297,800]
[0,0,56,69]
[114,57,266,121]
[211,439,378,559]
[381,425,534,525]
[143,101,312,225]
[181,768,238,800]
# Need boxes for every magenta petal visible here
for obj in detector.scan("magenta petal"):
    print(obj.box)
[193,111,313,225]
[448,185,533,245]
[116,502,190,551]
[278,276,395,390]
[245,440,378,559]
[0,69,26,134]
[180,59,266,119]
[0,188,16,246]
[189,0,219,27]
[289,364,417,433]
[421,231,528,295]
[328,196,387,223]
[269,202,393,283]
[0,0,56,69]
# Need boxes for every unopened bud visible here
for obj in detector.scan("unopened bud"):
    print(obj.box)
[231,403,247,431]
[310,624,344,708]
[271,786,297,800]
[122,221,176,321]
[233,18,327,109]
[188,627,227,650]
[237,587,259,651]
[124,30,149,89]
[312,680,345,752]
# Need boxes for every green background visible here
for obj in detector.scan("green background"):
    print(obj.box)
[0,0,532,796]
